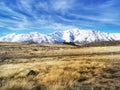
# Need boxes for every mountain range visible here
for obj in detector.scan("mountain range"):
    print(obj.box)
[0,28,120,44]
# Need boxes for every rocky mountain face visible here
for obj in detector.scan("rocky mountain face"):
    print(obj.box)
[0,28,120,44]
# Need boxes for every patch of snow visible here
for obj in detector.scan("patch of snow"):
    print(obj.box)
[0,29,120,44]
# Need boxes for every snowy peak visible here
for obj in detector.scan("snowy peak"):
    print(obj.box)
[0,32,54,44]
[0,29,120,44]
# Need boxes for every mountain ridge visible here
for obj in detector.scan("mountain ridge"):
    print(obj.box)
[0,28,120,44]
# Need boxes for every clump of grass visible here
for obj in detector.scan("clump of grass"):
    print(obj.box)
[0,78,41,90]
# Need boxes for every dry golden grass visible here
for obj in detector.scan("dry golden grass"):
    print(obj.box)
[0,42,120,90]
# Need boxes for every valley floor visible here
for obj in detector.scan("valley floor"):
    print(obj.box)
[0,42,120,90]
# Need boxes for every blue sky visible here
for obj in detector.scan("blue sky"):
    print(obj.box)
[0,0,120,36]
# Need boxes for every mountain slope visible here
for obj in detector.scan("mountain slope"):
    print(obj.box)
[0,28,120,44]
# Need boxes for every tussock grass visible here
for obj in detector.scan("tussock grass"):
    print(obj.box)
[0,42,120,90]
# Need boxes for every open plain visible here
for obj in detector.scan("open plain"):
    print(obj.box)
[0,42,120,90]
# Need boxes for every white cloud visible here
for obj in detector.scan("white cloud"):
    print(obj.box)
[66,0,120,26]
[51,0,75,13]
[51,23,76,30]
[37,23,77,31]
[0,0,120,32]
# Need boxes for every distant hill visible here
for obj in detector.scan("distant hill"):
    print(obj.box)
[80,41,120,47]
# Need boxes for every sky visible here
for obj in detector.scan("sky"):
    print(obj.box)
[0,0,120,36]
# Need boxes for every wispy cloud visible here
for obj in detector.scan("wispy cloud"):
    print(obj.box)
[51,0,75,13]
[43,23,77,30]
[0,0,120,34]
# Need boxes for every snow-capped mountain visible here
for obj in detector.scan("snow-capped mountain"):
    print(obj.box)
[0,28,120,44]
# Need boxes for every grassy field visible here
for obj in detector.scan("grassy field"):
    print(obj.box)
[0,42,120,90]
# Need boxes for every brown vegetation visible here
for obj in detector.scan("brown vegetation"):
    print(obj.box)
[0,42,120,90]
